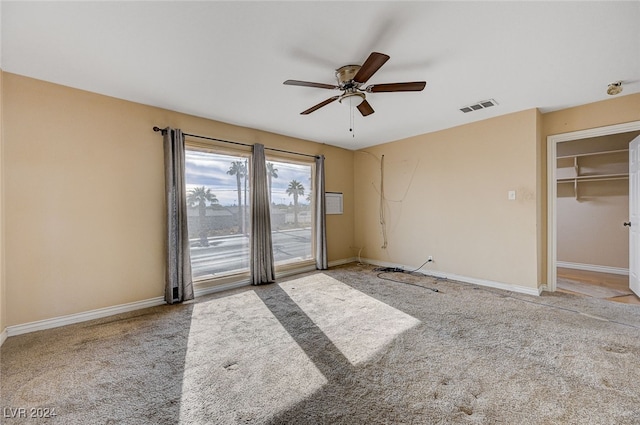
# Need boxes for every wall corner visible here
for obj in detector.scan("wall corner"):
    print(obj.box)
[536,108,547,290]
[0,68,6,344]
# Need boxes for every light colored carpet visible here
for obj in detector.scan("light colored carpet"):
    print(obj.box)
[2,263,640,424]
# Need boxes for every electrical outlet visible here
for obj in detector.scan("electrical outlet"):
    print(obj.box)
[428,255,433,262]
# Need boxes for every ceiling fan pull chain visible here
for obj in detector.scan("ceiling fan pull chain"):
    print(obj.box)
[350,98,355,137]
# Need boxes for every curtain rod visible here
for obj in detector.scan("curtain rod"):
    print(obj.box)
[152,126,319,159]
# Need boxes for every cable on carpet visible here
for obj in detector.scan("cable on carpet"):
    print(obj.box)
[373,259,444,292]
[372,258,640,330]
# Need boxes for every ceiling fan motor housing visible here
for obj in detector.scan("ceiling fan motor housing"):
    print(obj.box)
[335,65,362,89]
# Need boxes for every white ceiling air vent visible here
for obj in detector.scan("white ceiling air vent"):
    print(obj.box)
[460,99,498,113]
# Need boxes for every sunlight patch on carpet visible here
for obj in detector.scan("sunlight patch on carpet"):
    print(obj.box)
[281,273,421,365]
[179,290,327,423]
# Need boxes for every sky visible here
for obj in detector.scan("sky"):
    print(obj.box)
[185,150,313,207]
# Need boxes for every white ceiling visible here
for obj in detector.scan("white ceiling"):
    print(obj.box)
[2,1,639,150]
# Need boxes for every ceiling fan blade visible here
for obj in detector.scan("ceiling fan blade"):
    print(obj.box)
[284,80,339,90]
[367,81,427,93]
[357,100,375,117]
[353,52,390,84]
[301,96,340,115]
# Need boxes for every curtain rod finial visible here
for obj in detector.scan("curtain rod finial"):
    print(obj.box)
[153,126,167,135]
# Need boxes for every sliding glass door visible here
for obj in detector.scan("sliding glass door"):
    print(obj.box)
[184,145,316,281]
[266,159,315,266]
[184,147,251,280]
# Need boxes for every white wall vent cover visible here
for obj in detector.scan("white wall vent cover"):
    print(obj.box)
[460,99,498,113]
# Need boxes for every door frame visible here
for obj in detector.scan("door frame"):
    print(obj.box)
[547,120,640,292]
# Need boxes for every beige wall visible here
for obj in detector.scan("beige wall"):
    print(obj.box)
[354,109,541,289]
[542,93,640,138]
[3,73,355,327]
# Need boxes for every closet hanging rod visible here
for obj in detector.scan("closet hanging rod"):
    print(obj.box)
[152,127,319,159]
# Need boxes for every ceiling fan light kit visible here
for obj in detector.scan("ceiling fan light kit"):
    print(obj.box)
[339,91,365,107]
[284,51,427,117]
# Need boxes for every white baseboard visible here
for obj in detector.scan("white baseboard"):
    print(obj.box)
[0,328,7,347]
[1,258,396,340]
[6,297,166,337]
[362,258,542,296]
[7,277,278,338]
[557,261,629,276]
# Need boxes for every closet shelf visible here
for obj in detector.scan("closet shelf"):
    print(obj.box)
[556,146,629,200]
[557,148,628,159]
[557,173,629,183]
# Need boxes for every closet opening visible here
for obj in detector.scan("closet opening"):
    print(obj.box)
[547,122,640,305]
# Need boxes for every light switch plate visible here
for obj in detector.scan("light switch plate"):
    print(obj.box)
[508,190,516,200]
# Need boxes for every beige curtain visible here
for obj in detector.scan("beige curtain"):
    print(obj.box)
[163,128,194,303]
[250,144,276,284]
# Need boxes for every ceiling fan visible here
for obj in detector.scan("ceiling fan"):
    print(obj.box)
[284,52,426,117]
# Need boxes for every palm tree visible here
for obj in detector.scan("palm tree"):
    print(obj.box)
[187,186,218,246]
[227,161,246,234]
[286,180,305,225]
[244,159,248,235]
[266,162,278,203]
